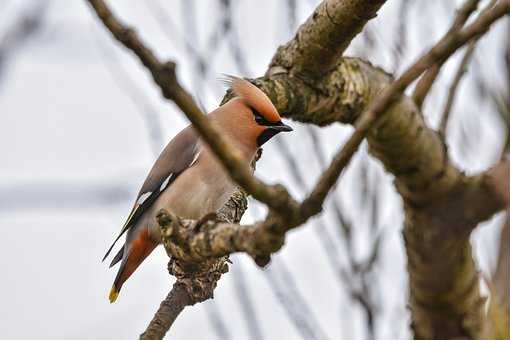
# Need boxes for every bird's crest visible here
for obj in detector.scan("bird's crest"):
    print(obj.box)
[221,75,281,123]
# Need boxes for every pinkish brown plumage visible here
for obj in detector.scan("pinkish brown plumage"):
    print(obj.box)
[104,76,292,302]
[225,75,281,122]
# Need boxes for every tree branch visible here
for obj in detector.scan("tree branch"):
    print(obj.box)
[139,283,191,340]
[438,40,477,135]
[85,0,299,215]
[300,1,510,217]
[87,0,510,338]
[486,157,510,207]
[483,25,510,336]
[412,0,480,108]
[268,0,387,79]
[139,189,248,339]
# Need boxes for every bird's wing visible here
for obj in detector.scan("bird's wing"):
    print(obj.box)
[102,126,200,261]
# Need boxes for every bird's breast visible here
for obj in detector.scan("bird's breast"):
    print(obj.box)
[154,161,236,221]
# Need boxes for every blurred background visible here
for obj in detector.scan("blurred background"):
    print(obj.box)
[0,1,508,339]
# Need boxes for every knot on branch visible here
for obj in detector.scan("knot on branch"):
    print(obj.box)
[168,258,229,305]
[249,215,286,267]
[157,209,230,304]
[118,27,135,44]
[153,61,179,98]
[160,61,176,77]
[217,190,248,223]
[157,209,219,263]
[156,203,287,269]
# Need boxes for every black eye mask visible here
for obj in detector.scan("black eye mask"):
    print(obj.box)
[252,109,293,146]
[253,110,272,126]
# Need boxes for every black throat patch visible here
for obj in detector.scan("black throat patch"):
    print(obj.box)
[257,128,280,146]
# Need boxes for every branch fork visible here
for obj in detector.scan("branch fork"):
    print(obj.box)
[86,0,510,339]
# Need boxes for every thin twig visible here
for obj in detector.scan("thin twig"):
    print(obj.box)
[92,29,164,155]
[264,260,331,340]
[412,0,480,108]
[306,131,381,336]
[286,0,298,32]
[437,0,498,135]
[144,0,206,71]
[392,0,413,72]
[222,0,252,77]
[231,264,265,340]
[88,0,510,264]
[300,0,510,219]
[0,0,49,85]
[85,0,300,215]
[88,1,510,338]
[438,40,478,135]
[203,301,233,340]
[306,127,351,244]
[144,0,225,99]
[248,200,327,340]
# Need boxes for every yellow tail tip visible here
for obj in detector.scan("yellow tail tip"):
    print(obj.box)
[109,286,119,303]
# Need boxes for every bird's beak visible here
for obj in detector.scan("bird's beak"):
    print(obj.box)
[256,121,293,146]
[269,121,293,132]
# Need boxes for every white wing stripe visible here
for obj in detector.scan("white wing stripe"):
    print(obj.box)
[137,191,151,205]
[160,173,173,191]
[190,151,200,167]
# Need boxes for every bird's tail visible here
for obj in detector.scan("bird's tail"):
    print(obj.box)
[109,228,158,303]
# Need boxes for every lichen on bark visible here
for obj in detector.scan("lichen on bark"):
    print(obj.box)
[257,52,504,339]
[269,0,387,79]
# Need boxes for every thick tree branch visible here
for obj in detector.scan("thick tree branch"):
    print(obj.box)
[157,210,282,265]
[140,190,248,339]
[485,160,510,339]
[268,0,387,79]
[484,27,510,336]
[259,3,509,338]
[487,157,510,206]
[270,1,510,219]
[88,0,510,338]
[139,283,191,340]
[485,217,510,339]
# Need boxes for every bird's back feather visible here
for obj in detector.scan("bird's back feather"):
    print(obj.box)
[102,126,200,262]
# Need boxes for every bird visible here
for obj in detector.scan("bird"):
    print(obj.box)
[103,76,293,303]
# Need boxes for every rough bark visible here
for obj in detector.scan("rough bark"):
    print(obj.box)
[259,58,499,340]
[484,25,510,337]
[484,164,510,339]
[412,0,480,108]
[176,3,509,338]
[87,0,510,338]
[140,191,248,340]
[86,0,299,215]
[259,4,510,335]
[484,218,510,340]
[269,0,387,79]
[139,283,191,340]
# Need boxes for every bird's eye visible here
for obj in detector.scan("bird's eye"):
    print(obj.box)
[253,110,270,125]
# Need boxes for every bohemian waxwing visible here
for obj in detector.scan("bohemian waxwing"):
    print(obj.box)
[103,76,292,302]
